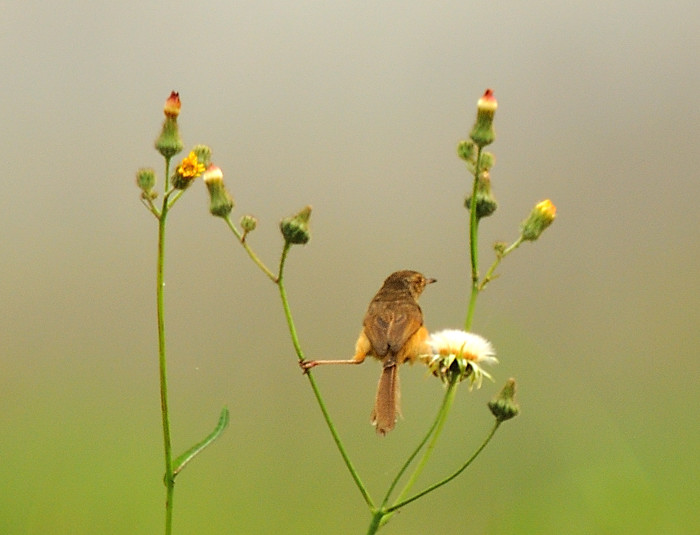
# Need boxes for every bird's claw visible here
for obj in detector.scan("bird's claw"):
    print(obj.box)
[299,359,317,374]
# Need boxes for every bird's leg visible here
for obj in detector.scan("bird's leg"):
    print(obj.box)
[299,329,370,373]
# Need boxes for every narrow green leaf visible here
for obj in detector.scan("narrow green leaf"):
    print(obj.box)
[172,407,230,478]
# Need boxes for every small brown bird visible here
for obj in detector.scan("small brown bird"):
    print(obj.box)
[301,270,435,435]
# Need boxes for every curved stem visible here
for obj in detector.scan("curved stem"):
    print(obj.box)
[371,379,459,530]
[157,158,175,535]
[479,235,524,291]
[380,391,445,508]
[277,242,374,510]
[224,216,277,282]
[387,420,501,513]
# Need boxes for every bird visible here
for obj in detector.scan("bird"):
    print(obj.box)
[301,270,435,435]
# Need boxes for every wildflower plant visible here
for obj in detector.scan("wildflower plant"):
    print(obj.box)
[136,92,229,535]
[135,89,555,534]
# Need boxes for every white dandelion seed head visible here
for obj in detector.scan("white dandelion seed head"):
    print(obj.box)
[423,329,498,389]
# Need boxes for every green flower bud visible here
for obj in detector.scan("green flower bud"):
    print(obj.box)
[469,89,497,148]
[520,199,556,241]
[465,171,498,218]
[136,167,156,193]
[203,165,234,217]
[155,116,184,159]
[457,140,476,162]
[241,214,258,233]
[192,144,212,168]
[280,205,312,245]
[479,151,495,171]
[488,378,520,422]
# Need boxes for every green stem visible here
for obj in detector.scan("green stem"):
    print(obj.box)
[157,158,175,535]
[366,511,384,535]
[387,420,501,513]
[371,379,459,530]
[479,236,524,291]
[380,391,445,508]
[394,379,458,504]
[277,242,374,510]
[465,147,483,331]
[224,216,277,282]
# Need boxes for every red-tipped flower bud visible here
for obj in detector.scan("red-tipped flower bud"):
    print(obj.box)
[469,89,498,148]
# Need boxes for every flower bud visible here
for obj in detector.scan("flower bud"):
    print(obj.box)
[479,151,495,171]
[280,205,312,245]
[192,144,212,168]
[488,378,520,422]
[240,214,258,233]
[136,167,156,194]
[202,165,234,217]
[469,89,497,148]
[163,91,181,118]
[520,199,556,241]
[155,92,184,159]
[465,171,498,218]
[457,140,476,162]
[171,151,205,190]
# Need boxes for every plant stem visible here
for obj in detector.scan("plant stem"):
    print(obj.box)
[224,216,277,282]
[465,146,483,331]
[479,236,524,291]
[370,379,459,531]
[387,420,501,513]
[394,379,458,503]
[157,158,175,535]
[366,511,384,535]
[276,242,374,510]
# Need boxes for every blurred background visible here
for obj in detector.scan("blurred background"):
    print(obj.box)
[1,1,698,533]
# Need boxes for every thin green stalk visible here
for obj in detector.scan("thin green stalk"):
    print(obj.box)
[224,216,277,282]
[479,236,524,291]
[379,387,446,508]
[369,379,459,531]
[465,147,483,331]
[387,420,501,513]
[276,242,374,510]
[394,378,458,505]
[157,159,175,535]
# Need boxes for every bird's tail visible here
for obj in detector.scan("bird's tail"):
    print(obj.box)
[371,362,400,435]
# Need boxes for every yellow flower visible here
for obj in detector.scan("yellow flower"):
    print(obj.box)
[171,152,205,190]
[520,199,557,241]
[422,329,497,389]
[177,152,206,178]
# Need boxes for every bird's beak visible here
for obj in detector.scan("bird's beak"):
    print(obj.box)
[426,277,437,285]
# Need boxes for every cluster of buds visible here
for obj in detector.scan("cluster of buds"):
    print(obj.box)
[460,90,499,219]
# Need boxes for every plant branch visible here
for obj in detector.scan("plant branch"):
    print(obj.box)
[224,216,277,282]
[276,242,374,510]
[387,420,501,513]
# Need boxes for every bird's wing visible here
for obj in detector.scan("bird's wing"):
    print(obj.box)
[364,300,423,358]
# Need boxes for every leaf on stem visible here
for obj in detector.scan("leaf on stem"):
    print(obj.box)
[171,407,230,478]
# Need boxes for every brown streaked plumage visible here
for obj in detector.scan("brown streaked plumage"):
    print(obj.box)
[301,270,435,435]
